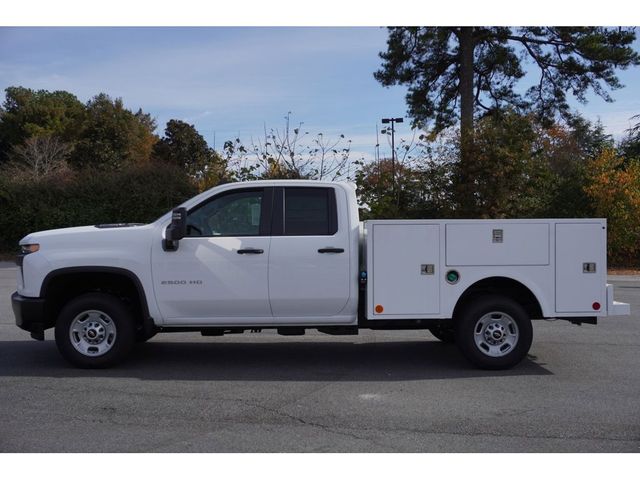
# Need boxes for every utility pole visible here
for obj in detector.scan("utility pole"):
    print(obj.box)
[381,117,403,204]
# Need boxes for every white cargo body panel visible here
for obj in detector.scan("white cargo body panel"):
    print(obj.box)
[555,222,606,313]
[370,223,440,316]
[365,218,618,321]
[446,223,549,266]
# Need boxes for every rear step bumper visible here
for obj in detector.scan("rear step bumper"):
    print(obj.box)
[607,284,631,316]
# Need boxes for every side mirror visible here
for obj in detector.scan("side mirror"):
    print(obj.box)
[163,207,187,251]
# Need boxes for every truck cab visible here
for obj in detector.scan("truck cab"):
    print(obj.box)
[151,181,359,326]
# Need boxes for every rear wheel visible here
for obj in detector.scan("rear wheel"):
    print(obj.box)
[55,293,135,368]
[455,295,532,369]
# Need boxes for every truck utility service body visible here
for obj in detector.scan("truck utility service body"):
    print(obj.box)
[12,180,630,369]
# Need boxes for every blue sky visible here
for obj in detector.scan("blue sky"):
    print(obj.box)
[1,27,639,161]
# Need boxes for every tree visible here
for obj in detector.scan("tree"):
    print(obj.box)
[463,112,555,218]
[222,113,354,181]
[356,112,612,221]
[619,114,640,161]
[456,112,615,218]
[69,93,157,169]
[584,148,640,265]
[375,27,639,214]
[153,119,227,191]
[535,115,612,218]
[0,86,85,164]
[355,156,454,220]
[4,135,72,180]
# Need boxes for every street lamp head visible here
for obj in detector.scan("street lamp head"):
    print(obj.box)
[395,118,404,123]
[381,118,390,124]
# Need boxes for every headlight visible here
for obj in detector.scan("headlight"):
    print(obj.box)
[20,244,40,254]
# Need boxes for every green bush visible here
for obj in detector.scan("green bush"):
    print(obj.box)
[0,162,197,252]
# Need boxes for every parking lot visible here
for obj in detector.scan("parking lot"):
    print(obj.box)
[0,263,638,452]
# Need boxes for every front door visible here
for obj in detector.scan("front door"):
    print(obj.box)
[151,187,273,324]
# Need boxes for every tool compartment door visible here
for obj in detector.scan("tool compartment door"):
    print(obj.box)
[371,223,440,316]
[555,222,606,313]
[446,223,549,266]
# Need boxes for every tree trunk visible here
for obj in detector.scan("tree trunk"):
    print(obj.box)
[457,27,475,216]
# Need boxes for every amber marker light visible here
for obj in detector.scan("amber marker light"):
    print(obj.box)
[20,244,40,254]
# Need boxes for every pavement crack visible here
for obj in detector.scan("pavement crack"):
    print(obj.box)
[230,396,381,445]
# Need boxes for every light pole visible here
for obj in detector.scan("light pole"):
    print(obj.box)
[381,117,403,203]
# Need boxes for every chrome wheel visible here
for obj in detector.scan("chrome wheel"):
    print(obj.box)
[473,311,519,357]
[69,310,117,357]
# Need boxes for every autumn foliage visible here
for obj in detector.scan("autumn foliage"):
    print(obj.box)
[584,148,640,266]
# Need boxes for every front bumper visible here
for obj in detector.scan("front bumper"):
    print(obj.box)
[11,292,46,340]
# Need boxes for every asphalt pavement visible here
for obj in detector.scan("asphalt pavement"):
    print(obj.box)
[0,265,638,452]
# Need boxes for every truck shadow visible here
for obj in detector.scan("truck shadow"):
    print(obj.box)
[0,338,552,380]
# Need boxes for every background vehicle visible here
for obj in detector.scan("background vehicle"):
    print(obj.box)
[12,180,630,369]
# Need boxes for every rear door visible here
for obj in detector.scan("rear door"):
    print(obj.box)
[268,186,351,318]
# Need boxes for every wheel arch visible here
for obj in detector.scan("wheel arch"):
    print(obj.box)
[40,266,152,331]
[452,276,544,321]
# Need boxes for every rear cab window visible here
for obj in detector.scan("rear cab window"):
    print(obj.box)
[273,187,338,236]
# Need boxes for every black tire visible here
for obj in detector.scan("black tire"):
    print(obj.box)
[455,295,533,370]
[55,293,136,368]
[428,326,456,343]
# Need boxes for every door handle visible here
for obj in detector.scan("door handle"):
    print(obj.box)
[237,248,264,254]
[318,248,344,254]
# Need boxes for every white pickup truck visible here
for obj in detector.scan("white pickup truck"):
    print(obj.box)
[12,180,630,369]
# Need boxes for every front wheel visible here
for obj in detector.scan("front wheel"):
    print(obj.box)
[55,293,136,368]
[455,295,533,370]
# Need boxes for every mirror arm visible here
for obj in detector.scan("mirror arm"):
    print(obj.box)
[162,237,179,252]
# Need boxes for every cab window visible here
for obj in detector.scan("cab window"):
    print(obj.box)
[283,187,337,236]
[186,189,264,237]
